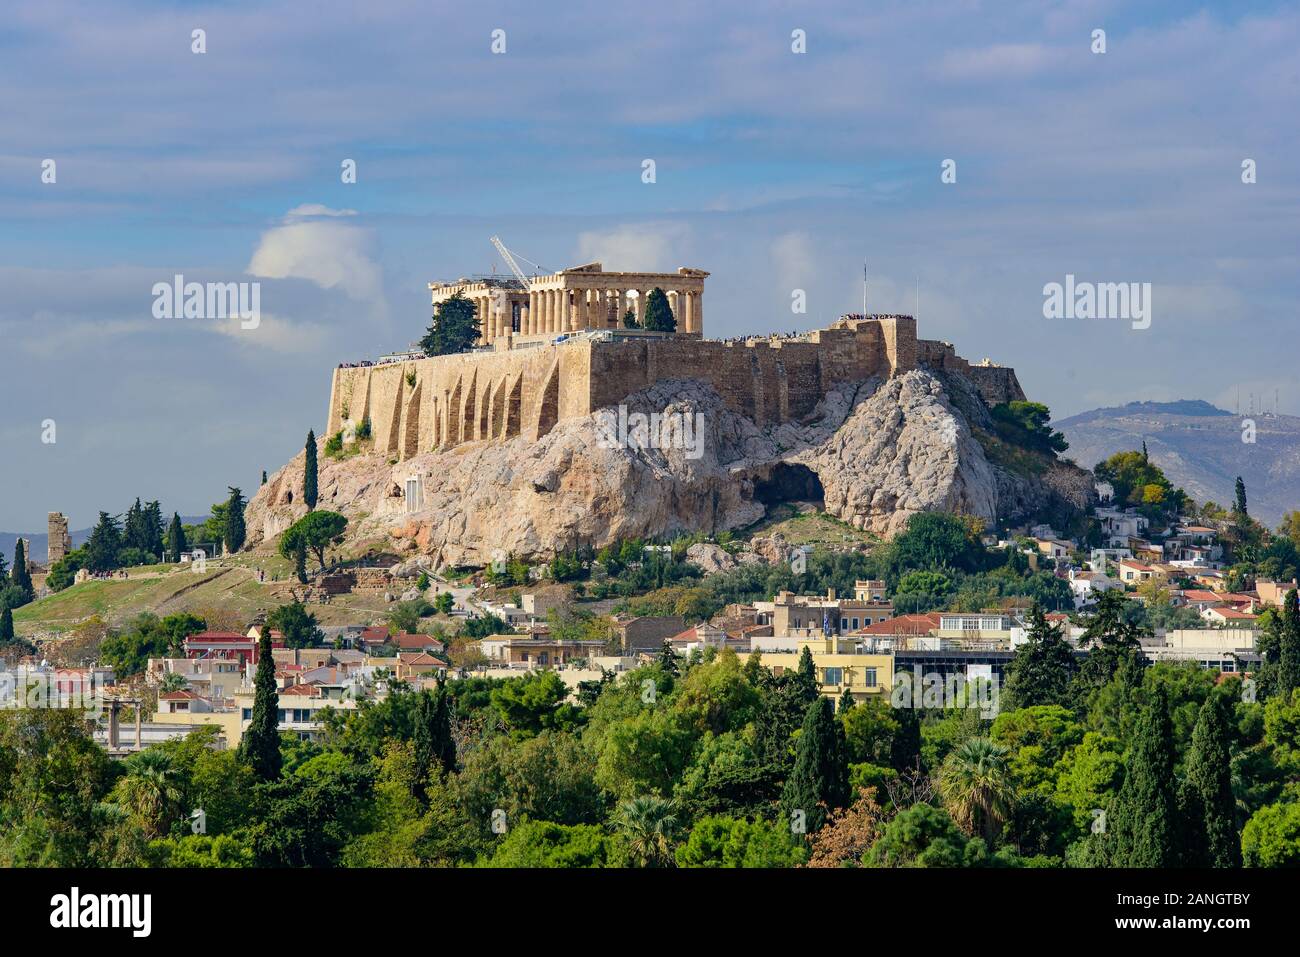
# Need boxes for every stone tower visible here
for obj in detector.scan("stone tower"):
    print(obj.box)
[47,512,72,564]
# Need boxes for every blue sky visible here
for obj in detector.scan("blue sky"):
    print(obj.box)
[1,0,1297,531]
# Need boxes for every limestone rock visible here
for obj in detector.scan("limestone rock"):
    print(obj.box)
[244,370,1094,565]
[685,543,737,575]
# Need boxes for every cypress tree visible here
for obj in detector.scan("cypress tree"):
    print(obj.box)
[167,512,187,563]
[10,539,34,605]
[294,543,308,584]
[838,686,856,715]
[1110,684,1180,866]
[782,696,850,832]
[239,627,282,780]
[123,498,146,551]
[304,430,318,511]
[0,604,14,645]
[223,487,247,554]
[1234,476,1248,518]
[413,682,457,799]
[432,683,456,774]
[1278,589,1300,699]
[1181,694,1241,867]
[890,703,923,773]
[641,287,676,332]
[793,646,819,704]
[144,500,165,559]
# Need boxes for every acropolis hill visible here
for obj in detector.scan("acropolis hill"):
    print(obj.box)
[250,257,1092,566]
[326,261,1026,460]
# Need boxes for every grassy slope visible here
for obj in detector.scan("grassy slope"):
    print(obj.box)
[14,559,398,638]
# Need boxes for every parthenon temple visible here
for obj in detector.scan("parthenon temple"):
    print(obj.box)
[428,262,709,347]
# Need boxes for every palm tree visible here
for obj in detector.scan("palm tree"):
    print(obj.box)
[615,795,681,867]
[159,672,189,694]
[936,737,1015,845]
[113,748,183,841]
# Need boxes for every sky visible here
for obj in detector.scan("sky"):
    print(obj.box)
[1,0,1297,532]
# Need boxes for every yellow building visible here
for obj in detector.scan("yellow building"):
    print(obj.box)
[753,638,893,704]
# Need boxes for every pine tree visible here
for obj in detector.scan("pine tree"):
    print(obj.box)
[641,287,676,332]
[304,431,318,511]
[0,604,14,645]
[167,512,187,563]
[782,696,850,832]
[419,292,481,355]
[238,627,282,780]
[84,512,122,572]
[1110,684,1180,866]
[1277,589,1300,699]
[1005,602,1076,709]
[223,487,247,554]
[1181,694,1241,867]
[10,539,34,605]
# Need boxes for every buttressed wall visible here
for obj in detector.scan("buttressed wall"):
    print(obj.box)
[326,314,1023,460]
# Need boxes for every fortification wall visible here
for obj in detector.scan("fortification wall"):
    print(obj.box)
[916,338,1025,406]
[328,343,597,459]
[326,315,1017,461]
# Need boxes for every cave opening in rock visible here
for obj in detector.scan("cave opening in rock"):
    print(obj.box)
[754,463,825,506]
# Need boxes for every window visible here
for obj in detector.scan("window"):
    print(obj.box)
[823,667,843,686]
[405,477,423,512]
[851,617,860,630]
[242,708,252,721]
[840,617,848,631]
[864,667,877,687]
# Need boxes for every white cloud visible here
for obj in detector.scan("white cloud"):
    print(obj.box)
[285,204,358,219]
[937,43,1054,80]
[247,212,384,305]
[573,223,693,272]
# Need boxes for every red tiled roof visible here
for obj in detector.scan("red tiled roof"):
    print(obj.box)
[853,613,941,636]
[160,690,202,700]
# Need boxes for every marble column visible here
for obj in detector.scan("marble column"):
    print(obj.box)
[574,288,588,330]
[527,291,537,335]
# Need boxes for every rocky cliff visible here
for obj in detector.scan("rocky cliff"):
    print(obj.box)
[246,369,1094,566]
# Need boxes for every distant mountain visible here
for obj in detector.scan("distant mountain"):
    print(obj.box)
[0,517,211,565]
[1055,400,1300,526]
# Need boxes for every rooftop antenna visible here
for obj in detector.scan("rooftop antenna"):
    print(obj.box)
[862,262,868,318]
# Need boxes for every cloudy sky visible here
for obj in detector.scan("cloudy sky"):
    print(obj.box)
[1,0,1297,532]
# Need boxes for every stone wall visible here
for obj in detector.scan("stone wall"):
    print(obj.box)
[325,315,1023,460]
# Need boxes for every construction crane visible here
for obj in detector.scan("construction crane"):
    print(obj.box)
[489,235,544,292]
